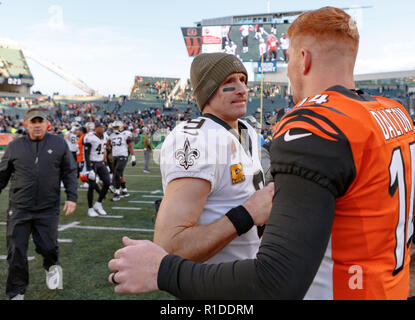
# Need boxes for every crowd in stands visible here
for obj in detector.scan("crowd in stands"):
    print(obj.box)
[0,99,284,145]
[0,96,51,109]
[0,96,197,141]
[130,76,179,101]
[0,78,413,142]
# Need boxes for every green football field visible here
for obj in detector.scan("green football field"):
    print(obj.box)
[0,151,175,300]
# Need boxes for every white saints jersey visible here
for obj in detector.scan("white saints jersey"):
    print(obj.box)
[161,114,264,264]
[65,132,78,152]
[84,132,108,162]
[109,130,132,157]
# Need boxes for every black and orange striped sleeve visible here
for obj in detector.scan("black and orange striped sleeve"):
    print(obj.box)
[270,107,356,197]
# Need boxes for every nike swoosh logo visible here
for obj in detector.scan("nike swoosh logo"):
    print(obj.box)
[284,130,312,142]
[182,131,199,136]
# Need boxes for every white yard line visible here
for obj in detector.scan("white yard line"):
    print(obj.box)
[124,175,161,178]
[96,215,124,219]
[111,207,142,211]
[128,200,154,204]
[0,219,154,235]
[72,225,154,233]
[58,239,73,243]
[75,189,160,193]
[0,255,35,261]
[142,195,163,198]
[126,190,162,194]
[58,221,80,232]
[2,187,162,194]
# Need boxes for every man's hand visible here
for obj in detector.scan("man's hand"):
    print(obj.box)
[108,237,168,294]
[131,155,136,167]
[63,201,76,216]
[242,183,275,226]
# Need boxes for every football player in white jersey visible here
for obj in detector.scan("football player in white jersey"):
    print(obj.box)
[83,122,110,217]
[279,33,290,62]
[154,53,274,264]
[64,126,79,163]
[239,25,252,54]
[107,120,136,201]
[86,122,95,133]
[224,41,239,58]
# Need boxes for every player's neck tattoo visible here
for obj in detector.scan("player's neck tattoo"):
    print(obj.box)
[223,87,236,92]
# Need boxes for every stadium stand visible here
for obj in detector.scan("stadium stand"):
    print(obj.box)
[0,47,32,78]
[1,72,414,153]
[0,42,34,96]
[130,76,179,100]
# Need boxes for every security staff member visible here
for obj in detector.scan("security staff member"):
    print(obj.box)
[142,130,152,174]
[0,108,77,300]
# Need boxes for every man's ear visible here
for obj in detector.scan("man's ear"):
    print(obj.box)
[302,48,312,75]
[23,120,28,129]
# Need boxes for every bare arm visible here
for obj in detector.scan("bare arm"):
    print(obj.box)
[153,177,238,263]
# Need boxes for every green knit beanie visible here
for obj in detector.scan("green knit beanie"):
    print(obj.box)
[190,53,248,111]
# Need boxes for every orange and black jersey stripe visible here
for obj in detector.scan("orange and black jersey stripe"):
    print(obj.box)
[271,95,356,198]
[270,85,415,299]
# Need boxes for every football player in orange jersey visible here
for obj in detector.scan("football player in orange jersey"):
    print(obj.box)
[75,126,86,178]
[108,7,414,300]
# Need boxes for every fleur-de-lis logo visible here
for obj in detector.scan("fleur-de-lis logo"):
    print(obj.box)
[175,138,200,170]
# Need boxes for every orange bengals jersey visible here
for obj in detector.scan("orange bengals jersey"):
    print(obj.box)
[76,134,85,162]
[272,85,415,299]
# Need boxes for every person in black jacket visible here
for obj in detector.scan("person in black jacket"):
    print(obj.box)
[0,108,77,300]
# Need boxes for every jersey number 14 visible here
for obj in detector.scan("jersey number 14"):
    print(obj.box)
[389,142,415,275]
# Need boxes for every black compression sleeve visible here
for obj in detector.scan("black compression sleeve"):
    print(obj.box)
[84,143,92,170]
[157,173,335,299]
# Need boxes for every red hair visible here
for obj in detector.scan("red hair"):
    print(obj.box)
[288,7,359,52]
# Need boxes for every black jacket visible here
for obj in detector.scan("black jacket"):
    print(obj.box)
[0,133,78,211]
